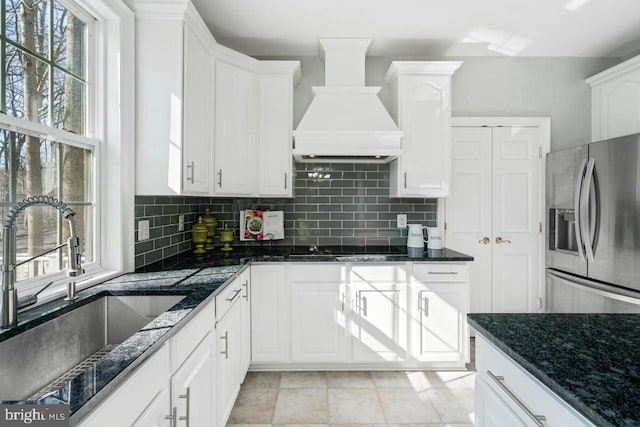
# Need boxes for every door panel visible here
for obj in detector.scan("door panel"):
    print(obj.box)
[447,127,493,313]
[492,127,541,313]
[448,125,543,314]
[290,282,347,362]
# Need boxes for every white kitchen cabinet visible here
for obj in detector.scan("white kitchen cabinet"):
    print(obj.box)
[257,71,297,197]
[350,264,408,362]
[216,297,242,427]
[214,60,256,196]
[289,264,348,362]
[385,61,462,198]
[171,333,215,426]
[410,264,469,364]
[475,335,594,427]
[78,344,171,427]
[476,376,529,427]
[587,55,640,142]
[239,268,252,375]
[134,2,215,196]
[250,264,290,362]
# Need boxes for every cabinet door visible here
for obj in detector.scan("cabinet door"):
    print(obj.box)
[131,388,171,427]
[349,264,407,362]
[392,74,453,197]
[290,281,347,362]
[216,300,242,427]
[171,333,214,427]
[250,265,289,362]
[592,66,640,141]
[182,26,213,194]
[214,61,256,195]
[258,74,293,197]
[476,377,529,427]
[239,269,251,376]
[410,281,467,363]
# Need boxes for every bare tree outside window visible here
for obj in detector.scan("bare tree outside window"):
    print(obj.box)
[1,0,93,281]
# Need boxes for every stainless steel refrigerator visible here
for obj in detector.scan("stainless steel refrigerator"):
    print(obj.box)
[546,133,640,312]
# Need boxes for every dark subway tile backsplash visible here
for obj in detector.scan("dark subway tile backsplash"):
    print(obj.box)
[134,162,438,269]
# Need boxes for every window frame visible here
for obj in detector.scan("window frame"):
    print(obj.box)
[0,0,134,302]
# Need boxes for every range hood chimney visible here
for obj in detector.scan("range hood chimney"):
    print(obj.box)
[292,39,403,163]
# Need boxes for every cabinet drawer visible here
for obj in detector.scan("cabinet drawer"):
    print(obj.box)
[350,264,407,283]
[476,336,593,427]
[413,263,468,282]
[171,300,215,371]
[287,264,345,282]
[216,277,243,320]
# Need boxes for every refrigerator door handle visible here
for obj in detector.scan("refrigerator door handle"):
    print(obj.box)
[580,157,596,263]
[574,158,588,263]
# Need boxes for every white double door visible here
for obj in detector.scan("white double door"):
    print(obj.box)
[446,123,545,313]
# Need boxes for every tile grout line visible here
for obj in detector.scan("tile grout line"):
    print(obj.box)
[371,371,391,425]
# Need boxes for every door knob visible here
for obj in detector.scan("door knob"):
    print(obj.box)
[495,236,512,244]
[478,237,490,244]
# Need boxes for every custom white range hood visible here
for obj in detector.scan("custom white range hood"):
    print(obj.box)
[292,39,402,163]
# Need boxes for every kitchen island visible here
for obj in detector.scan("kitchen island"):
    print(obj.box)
[469,313,640,426]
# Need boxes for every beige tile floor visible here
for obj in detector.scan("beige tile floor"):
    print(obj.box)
[227,341,476,427]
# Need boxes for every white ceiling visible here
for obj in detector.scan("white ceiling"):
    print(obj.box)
[192,0,640,57]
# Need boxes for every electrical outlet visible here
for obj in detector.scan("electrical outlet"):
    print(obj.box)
[138,220,150,241]
[178,215,185,232]
[397,214,408,228]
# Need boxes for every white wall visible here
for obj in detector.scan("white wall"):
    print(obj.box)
[286,56,620,151]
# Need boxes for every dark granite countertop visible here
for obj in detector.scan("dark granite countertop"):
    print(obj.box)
[468,313,640,427]
[142,245,473,271]
[0,246,472,424]
[0,265,243,423]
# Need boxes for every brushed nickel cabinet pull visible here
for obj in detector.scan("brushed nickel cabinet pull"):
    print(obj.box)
[165,407,177,427]
[218,169,222,187]
[404,172,407,189]
[242,280,249,300]
[220,331,229,359]
[487,370,546,427]
[178,387,190,426]
[186,161,195,183]
[284,172,288,190]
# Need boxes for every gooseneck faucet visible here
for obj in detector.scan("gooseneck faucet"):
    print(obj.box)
[0,196,84,328]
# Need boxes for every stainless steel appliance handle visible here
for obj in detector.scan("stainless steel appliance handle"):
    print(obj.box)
[546,269,640,304]
[580,157,596,263]
[487,370,546,427]
[574,158,587,262]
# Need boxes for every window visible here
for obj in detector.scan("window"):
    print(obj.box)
[0,0,97,284]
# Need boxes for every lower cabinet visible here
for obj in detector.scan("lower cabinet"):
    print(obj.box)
[250,262,470,369]
[475,335,594,427]
[350,264,407,362]
[251,264,289,362]
[216,299,242,427]
[171,333,214,426]
[410,264,469,364]
[77,268,253,427]
[289,264,348,362]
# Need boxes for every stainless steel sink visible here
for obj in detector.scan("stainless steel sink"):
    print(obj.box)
[0,294,185,400]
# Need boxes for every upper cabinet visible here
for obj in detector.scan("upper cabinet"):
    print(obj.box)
[385,62,462,198]
[134,3,216,196]
[214,60,256,196]
[587,55,640,142]
[133,0,300,197]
